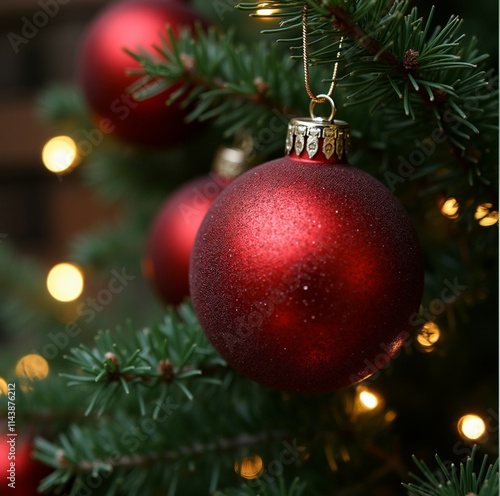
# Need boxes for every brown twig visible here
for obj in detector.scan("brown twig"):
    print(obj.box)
[72,430,290,473]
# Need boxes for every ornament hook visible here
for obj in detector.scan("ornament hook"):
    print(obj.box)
[309,94,337,122]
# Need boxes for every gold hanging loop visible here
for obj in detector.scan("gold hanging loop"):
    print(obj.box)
[309,94,337,121]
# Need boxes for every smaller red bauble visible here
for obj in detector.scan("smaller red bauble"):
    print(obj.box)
[77,0,203,147]
[190,118,424,393]
[145,174,229,305]
[145,146,253,305]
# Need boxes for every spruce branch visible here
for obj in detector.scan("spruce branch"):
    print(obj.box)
[61,304,226,416]
[216,477,307,496]
[128,1,498,203]
[237,0,498,202]
[402,446,499,496]
[54,429,290,473]
[128,26,308,153]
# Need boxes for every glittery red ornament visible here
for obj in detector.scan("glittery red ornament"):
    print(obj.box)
[145,147,251,305]
[77,0,202,147]
[190,117,424,393]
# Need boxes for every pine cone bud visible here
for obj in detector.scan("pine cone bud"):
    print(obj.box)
[56,449,70,468]
[403,49,420,71]
[434,88,448,103]
[104,352,119,367]
[158,359,174,382]
[180,53,195,72]
[254,77,270,96]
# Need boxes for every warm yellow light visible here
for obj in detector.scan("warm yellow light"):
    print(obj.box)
[0,378,8,395]
[385,410,397,423]
[475,203,499,227]
[441,197,459,219]
[256,8,276,15]
[359,390,379,410]
[458,414,486,440]
[234,455,264,480]
[417,322,441,348]
[16,354,50,381]
[47,263,84,302]
[42,136,79,174]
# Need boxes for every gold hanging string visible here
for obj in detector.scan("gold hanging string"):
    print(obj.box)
[302,3,343,104]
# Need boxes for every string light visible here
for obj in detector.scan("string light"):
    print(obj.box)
[42,136,79,174]
[16,354,50,381]
[416,322,441,351]
[458,414,486,440]
[441,197,459,219]
[359,390,379,409]
[47,263,84,302]
[474,203,499,227]
[256,3,278,16]
[384,410,397,423]
[15,354,50,391]
[0,378,8,395]
[234,455,264,479]
[356,387,382,413]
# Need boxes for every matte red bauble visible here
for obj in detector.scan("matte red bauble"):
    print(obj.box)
[77,0,202,147]
[145,147,251,305]
[145,174,229,305]
[190,117,424,393]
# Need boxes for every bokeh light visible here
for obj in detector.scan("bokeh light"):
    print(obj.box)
[255,3,278,16]
[256,8,275,15]
[0,378,8,395]
[356,388,383,413]
[234,455,264,479]
[359,390,379,409]
[474,203,499,227]
[441,197,459,219]
[385,410,397,423]
[16,354,50,382]
[47,263,84,302]
[416,322,441,350]
[42,136,79,174]
[458,414,486,440]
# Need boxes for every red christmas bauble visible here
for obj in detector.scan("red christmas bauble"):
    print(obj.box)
[145,174,231,305]
[190,120,424,393]
[0,433,52,495]
[77,0,202,147]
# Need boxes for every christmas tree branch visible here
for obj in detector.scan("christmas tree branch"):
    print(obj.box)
[128,26,307,152]
[237,0,498,206]
[216,477,307,496]
[60,429,290,473]
[402,446,499,496]
[61,304,226,416]
[129,1,497,204]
